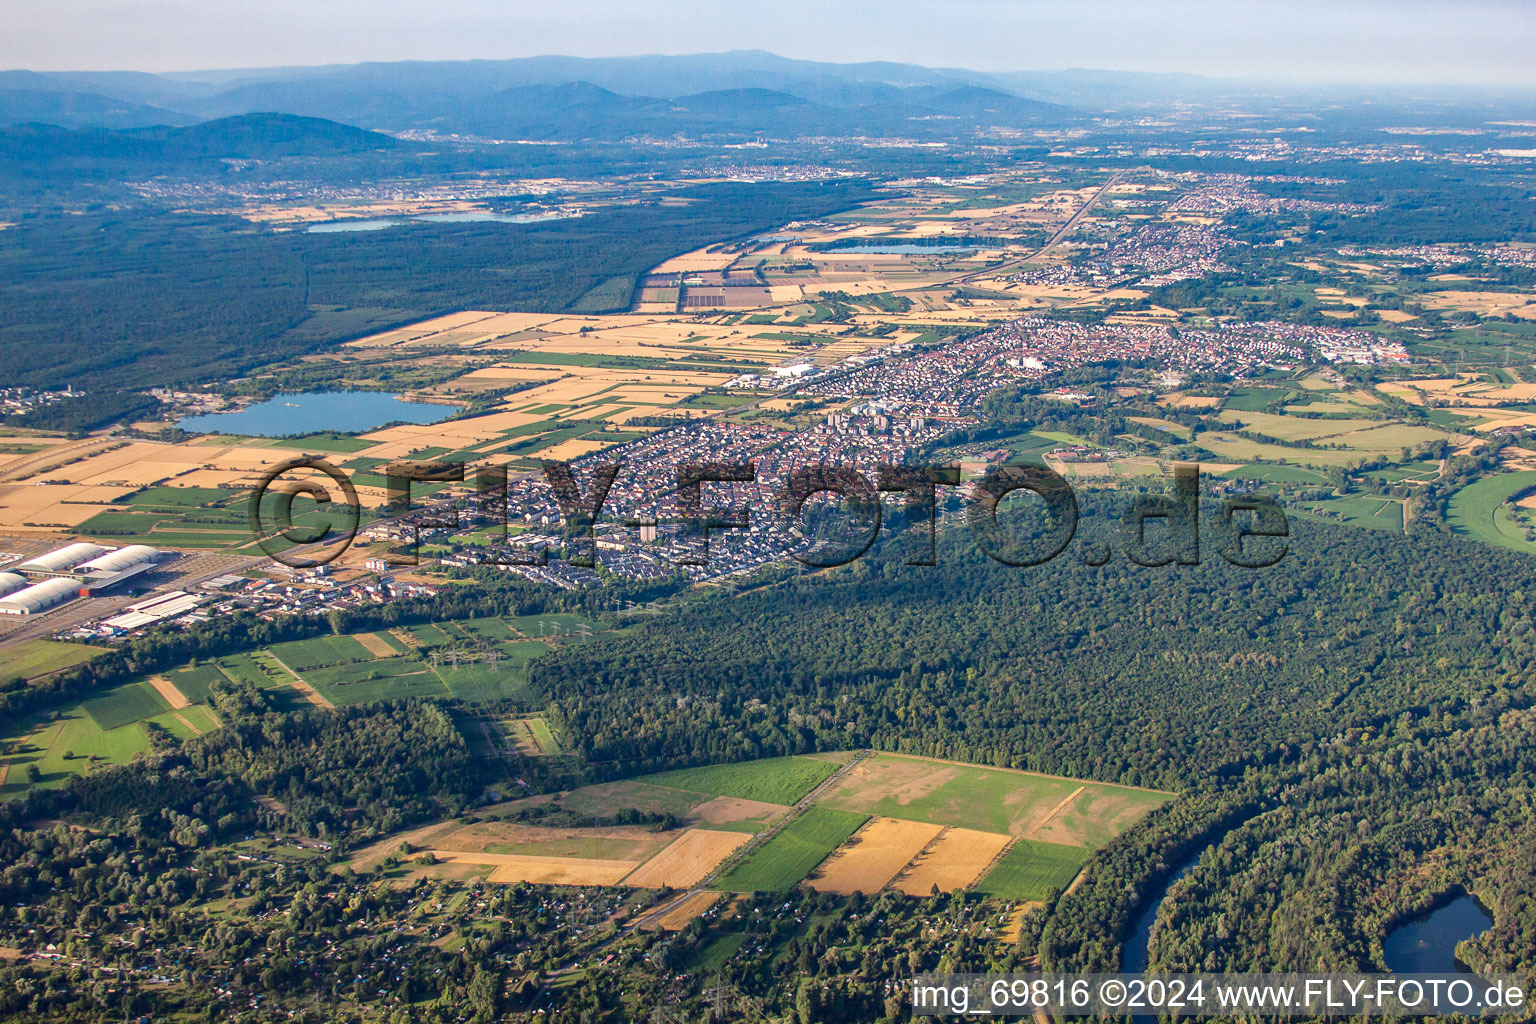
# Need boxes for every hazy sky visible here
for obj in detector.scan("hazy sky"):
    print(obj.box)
[5,0,1535,86]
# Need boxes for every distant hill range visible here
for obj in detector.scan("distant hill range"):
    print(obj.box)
[0,112,405,171]
[0,51,1137,141]
[3,50,1516,151]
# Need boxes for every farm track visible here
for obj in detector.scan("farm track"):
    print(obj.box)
[171,711,204,736]
[1025,785,1085,836]
[265,652,336,710]
[147,674,190,710]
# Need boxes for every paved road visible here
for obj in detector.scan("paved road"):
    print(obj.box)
[946,169,1130,289]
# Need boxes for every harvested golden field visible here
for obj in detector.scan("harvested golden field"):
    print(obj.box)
[1215,409,1381,441]
[650,249,738,273]
[1417,290,1536,318]
[475,854,642,886]
[539,438,615,461]
[351,632,397,658]
[146,675,191,710]
[429,820,671,862]
[998,905,1033,944]
[889,827,1012,896]
[620,829,751,889]
[1381,377,1536,407]
[807,817,943,894]
[645,890,723,931]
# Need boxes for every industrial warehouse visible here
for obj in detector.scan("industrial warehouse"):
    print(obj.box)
[0,543,165,615]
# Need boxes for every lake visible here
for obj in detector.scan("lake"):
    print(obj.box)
[306,211,573,233]
[1127,872,1494,981]
[178,391,451,437]
[1383,893,1493,973]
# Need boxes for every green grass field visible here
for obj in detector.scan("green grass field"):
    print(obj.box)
[975,840,1091,900]
[305,657,447,704]
[267,635,374,671]
[408,623,455,646]
[1221,387,1292,412]
[817,756,1076,834]
[1446,471,1536,555]
[506,614,595,638]
[813,754,1172,842]
[453,617,518,642]
[643,756,837,806]
[0,708,151,795]
[166,664,229,703]
[525,717,560,754]
[1033,430,1093,446]
[174,705,220,734]
[714,807,869,893]
[217,652,279,689]
[3,639,107,680]
[1358,460,1440,484]
[126,485,232,507]
[1296,495,1405,532]
[269,433,377,453]
[433,663,535,704]
[1218,464,1328,484]
[83,681,171,731]
[684,933,747,972]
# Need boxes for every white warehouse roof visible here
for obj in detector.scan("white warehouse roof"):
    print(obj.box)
[0,572,28,598]
[74,545,160,575]
[0,577,83,615]
[15,543,110,574]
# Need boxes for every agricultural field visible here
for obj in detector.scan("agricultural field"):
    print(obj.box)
[354,814,750,890]
[621,830,752,888]
[1218,463,1329,485]
[813,753,1171,842]
[0,707,152,796]
[641,755,837,806]
[974,839,1093,901]
[1295,495,1406,533]
[329,749,1174,900]
[1446,471,1536,555]
[889,827,1014,896]
[1,639,107,681]
[267,635,375,672]
[162,663,229,703]
[83,680,172,732]
[499,716,562,756]
[559,780,715,821]
[806,817,943,894]
[714,807,870,894]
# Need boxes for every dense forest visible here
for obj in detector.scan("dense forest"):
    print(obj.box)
[525,503,1536,986]
[0,179,874,392]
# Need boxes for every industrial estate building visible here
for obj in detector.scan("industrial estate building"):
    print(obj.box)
[0,542,166,615]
